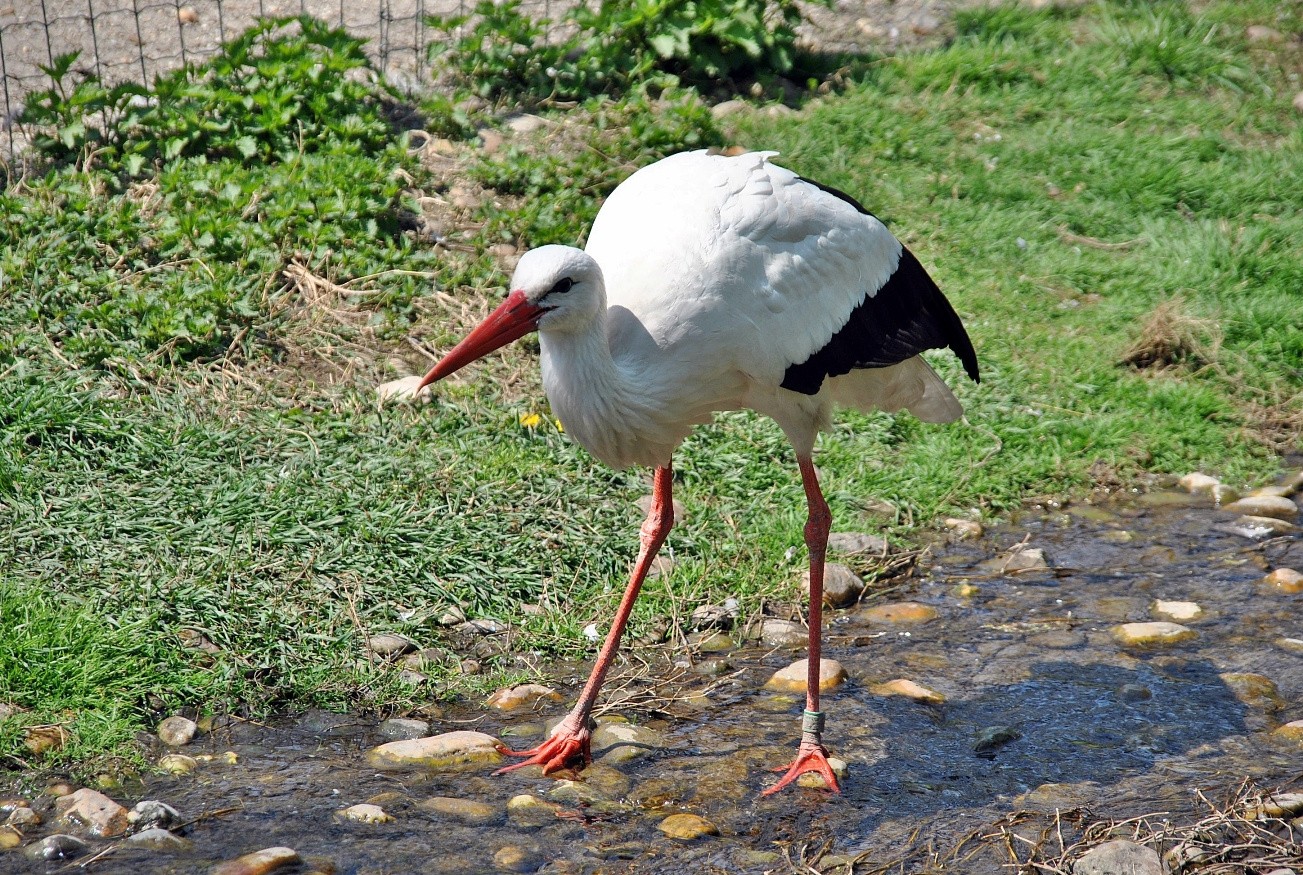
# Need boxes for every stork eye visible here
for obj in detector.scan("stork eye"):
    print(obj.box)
[547,277,574,297]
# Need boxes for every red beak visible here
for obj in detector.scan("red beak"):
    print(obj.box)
[416,289,545,390]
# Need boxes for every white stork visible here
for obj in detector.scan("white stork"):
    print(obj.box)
[417,149,979,795]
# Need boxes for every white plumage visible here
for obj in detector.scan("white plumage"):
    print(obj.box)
[417,148,978,795]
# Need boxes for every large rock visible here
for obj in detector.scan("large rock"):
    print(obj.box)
[54,788,129,838]
[1110,622,1197,648]
[1073,840,1162,875]
[209,847,301,875]
[24,834,89,861]
[802,563,864,608]
[366,731,505,770]
[1222,495,1298,520]
[861,602,938,625]
[764,658,848,693]
[416,796,498,823]
[486,684,564,711]
[592,722,664,764]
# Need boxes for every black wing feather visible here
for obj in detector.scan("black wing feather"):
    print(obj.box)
[780,179,980,396]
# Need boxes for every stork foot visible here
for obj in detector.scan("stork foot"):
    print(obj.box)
[763,740,841,796]
[493,721,591,776]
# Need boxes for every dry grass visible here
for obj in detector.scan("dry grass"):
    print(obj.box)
[1120,296,1222,372]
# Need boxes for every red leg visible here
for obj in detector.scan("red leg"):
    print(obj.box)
[496,463,675,776]
[763,456,841,796]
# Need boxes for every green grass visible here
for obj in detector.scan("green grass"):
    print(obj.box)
[1,0,1300,770]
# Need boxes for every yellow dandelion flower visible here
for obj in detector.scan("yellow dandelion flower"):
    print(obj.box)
[519,412,542,428]
[554,419,564,432]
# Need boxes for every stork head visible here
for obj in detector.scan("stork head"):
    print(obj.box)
[416,245,603,390]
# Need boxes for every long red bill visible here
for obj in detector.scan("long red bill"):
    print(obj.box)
[417,288,545,390]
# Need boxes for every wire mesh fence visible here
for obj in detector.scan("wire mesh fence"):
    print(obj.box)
[0,0,573,161]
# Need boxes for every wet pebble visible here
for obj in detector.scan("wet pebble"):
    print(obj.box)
[1152,600,1202,621]
[367,730,505,770]
[0,827,20,849]
[861,602,938,625]
[1263,568,1303,593]
[157,715,198,746]
[1275,720,1303,743]
[128,800,179,831]
[1030,629,1086,649]
[416,796,499,823]
[547,780,609,805]
[764,658,848,693]
[24,834,89,861]
[1222,495,1298,520]
[944,517,983,538]
[870,678,945,704]
[337,803,393,824]
[1220,515,1300,539]
[159,754,199,775]
[692,657,733,677]
[593,722,665,764]
[54,788,129,837]
[758,618,806,646]
[210,846,301,875]
[657,812,718,840]
[1116,683,1152,703]
[795,756,849,790]
[494,844,543,872]
[506,794,557,828]
[1276,637,1303,653]
[376,717,430,741]
[973,725,1021,755]
[1178,472,1220,494]
[1073,839,1162,875]
[802,563,864,608]
[486,684,564,710]
[1110,622,1197,648]
[126,827,194,851]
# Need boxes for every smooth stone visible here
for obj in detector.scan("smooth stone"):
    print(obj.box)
[1073,840,1163,875]
[973,726,1021,755]
[1247,485,1292,499]
[802,563,864,608]
[376,375,432,403]
[577,763,631,799]
[1211,483,1241,506]
[54,788,129,837]
[376,718,430,741]
[416,796,498,823]
[984,547,1049,571]
[861,602,938,625]
[24,726,68,755]
[658,812,719,839]
[795,757,849,789]
[1263,568,1303,593]
[759,618,807,646]
[367,633,417,657]
[0,797,28,816]
[944,518,983,538]
[0,827,20,849]
[5,806,39,829]
[764,658,848,693]
[494,845,543,873]
[159,754,199,775]
[1110,622,1197,648]
[1260,792,1303,817]
[1019,781,1102,811]
[1286,470,1303,494]
[1117,684,1152,703]
[1222,495,1298,520]
[486,684,564,710]
[126,827,194,851]
[1275,720,1303,742]
[711,99,747,118]
[592,722,664,764]
[1152,600,1203,621]
[366,731,505,770]
[156,715,198,747]
[337,803,393,824]
[870,678,945,704]
[1178,472,1220,494]
[547,780,609,805]
[692,657,733,677]
[128,800,179,831]
[24,834,89,861]
[506,794,557,828]
[690,631,736,652]
[827,532,888,554]
[505,113,546,133]
[1219,673,1284,711]
[1030,630,1086,649]
[1277,637,1303,653]
[1223,515,1300,538]
[690,603,736,630]
[1099,530,1135,543]
[209,846,301,875]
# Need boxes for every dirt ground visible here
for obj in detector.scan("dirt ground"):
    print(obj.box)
[0,0,965,158]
